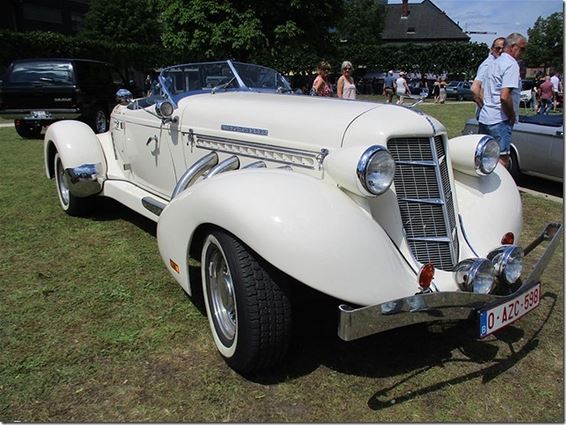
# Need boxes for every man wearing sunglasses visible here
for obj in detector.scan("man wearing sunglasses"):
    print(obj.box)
[478,32,527,168]
[471,36,505,112]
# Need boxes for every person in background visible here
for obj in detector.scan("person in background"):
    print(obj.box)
[383,70,395,103]
[550,72,562,111]
[538,75,554,115]
[312,61,333,96]
[144,74,152,96]
[337,61,356,100]
[478,32,527,168]
[432,77,441,103]
[472,36,505,117]
[395,72,410,105]
[438,77,448,104]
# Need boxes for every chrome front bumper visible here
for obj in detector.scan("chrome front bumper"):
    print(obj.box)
[63,163,103,198]
[0,109,81,120]
[338,223,563,341]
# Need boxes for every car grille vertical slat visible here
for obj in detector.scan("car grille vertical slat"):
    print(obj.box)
[388,136,458,271]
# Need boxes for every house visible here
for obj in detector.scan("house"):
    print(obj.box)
[382,0,470,44]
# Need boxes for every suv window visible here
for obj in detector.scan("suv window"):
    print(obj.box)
[8,61,74,85]
[75,61,111,86]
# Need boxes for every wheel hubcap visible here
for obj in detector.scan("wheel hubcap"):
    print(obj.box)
[56,159,70,206]
[207,244,236,342]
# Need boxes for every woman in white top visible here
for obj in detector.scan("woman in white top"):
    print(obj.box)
[395,72,411,105]
[337,61,356,100]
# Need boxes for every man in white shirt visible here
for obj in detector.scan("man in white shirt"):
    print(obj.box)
[550,72,561,111]
[478,33,527,168]
[472,36,505,114]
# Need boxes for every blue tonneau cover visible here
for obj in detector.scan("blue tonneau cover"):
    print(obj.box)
[519,114,563,127]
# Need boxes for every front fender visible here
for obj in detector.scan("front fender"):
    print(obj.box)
[44,120,107,180]
[157,170,417,306]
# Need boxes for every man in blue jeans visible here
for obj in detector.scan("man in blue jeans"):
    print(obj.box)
[478,32,527,169]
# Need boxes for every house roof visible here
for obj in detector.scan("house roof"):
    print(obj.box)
[382,0,470,43]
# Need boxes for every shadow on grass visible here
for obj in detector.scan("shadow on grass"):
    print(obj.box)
[89,196,157,237]
[250,289,557,397]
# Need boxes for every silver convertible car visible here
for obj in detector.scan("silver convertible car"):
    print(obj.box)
[463,114,564,183]
[43,60,562,374]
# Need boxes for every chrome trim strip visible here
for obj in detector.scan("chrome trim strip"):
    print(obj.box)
[242,160,267,169]
[458,214,480,257]
[407,236,451,243]
[395,159,436,167]
[205,155,240,179]
[142,197,166,216]
[193,133,319,169]
[430,136,459,266]
[171,151,218,199]
[337,223,562,341]
[63,163,103,197]
[226,59,247,89]
[221,124,268,136]
[400,197,444,205]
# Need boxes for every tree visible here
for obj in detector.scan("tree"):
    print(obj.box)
[524,12,563,72]
[80,0,161,46]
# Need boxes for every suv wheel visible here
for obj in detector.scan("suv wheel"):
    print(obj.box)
[14,120,42,139]
[91,109,108,133]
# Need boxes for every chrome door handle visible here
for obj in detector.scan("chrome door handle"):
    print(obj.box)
[146,135,158,146]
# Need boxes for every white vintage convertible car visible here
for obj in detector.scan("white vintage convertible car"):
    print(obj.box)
[44,60,562,374]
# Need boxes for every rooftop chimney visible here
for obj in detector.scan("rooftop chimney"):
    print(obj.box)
[401,0,409,18]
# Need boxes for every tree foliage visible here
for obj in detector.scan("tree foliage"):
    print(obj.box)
[524,12,563,71]
[80,0,161,45]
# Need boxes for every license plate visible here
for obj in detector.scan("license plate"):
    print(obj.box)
[479,284,541,338]
[26,111,51,120]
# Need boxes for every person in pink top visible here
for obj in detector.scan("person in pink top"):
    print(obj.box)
[337,61,356,100]
[538,75,554,115]
[312,61,333,97]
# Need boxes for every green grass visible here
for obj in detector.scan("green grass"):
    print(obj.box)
[0,106,563,422]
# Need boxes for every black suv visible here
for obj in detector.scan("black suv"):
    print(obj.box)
[0,58,136,138]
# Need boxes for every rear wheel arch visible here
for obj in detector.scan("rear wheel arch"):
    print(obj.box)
[46,141,57,178]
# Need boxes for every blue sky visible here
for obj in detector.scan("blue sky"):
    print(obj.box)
[388,0,564,45]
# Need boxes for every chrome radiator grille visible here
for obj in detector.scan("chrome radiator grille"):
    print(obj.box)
[388,136,458,271]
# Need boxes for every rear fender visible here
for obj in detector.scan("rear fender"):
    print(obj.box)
[157,169,417,306]
[44,120,107,180]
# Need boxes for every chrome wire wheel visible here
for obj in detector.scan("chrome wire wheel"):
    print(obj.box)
[55,154,70,208]
[205,239,237,346]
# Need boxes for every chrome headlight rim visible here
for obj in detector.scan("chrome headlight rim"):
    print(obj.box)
[455,258,496,294]
[356,145,395,196]
[487,245,524,285]
[474,135,500,176]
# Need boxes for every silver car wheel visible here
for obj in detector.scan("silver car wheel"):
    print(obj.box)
[206,241,237,343]
[55,155,70,207]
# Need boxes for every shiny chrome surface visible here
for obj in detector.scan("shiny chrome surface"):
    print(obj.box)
[115,89,133,105]
[0,109,81,120]
[337,222,562,341]
[171,151,218,199]
[205,155,240,179]
[388,136,458,271]
[62,163,103,197]
[242,160,267,169]
[355,145,395,195]
[474,135,499,175]
[142,197,166,216]
[205,239,237,343]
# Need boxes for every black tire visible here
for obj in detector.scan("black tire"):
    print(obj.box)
[90,108,108,133]
[508,149,521,181]
[14,121,42,139]
[457,94,464,101]
[54,153,93,216]
[201,230,292,374]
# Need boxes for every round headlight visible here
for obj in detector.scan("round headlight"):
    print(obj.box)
[156,100,174,118]
[455,258,495,294]
[487,245,524,285]
[475,136,500,175]
[356,146,395,195]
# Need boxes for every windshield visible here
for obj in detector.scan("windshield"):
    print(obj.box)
[158,60,291,103]
[8,61,74,85]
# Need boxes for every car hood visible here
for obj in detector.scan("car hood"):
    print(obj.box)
[176,92,437,150]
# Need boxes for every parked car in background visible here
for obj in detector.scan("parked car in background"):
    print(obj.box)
[463,114,564,182]
[43,60,562,374]
[0,58,137,138]
[445,80,473,101]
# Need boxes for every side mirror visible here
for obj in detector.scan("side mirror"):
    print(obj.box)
[116,88,133,105]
